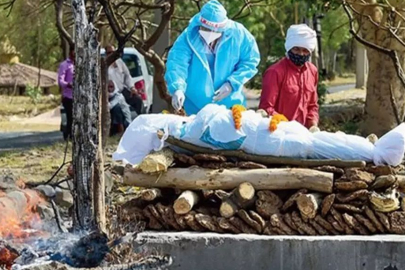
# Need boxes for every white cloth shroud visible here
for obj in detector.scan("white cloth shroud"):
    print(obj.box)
[113,104,405,167]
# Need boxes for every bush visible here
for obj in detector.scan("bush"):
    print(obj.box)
[317,81,327,106]
[26,84,42,104]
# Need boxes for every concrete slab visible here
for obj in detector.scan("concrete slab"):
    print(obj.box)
[136,232,405,270]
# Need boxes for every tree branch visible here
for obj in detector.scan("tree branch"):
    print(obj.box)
[143,0,175,51]
[342,0,405,90]
[389,84,402,125]
[55,0,73,46]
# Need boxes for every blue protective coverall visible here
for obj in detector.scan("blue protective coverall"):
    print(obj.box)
[164,0,260,115]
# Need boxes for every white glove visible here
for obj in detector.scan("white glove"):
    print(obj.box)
[309,125,320,133]
[172,90,185,111]
[213,83,232,102]
[256,109,268,117]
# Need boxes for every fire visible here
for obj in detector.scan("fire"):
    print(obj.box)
[0,190,44,240]
[0,245,18,270]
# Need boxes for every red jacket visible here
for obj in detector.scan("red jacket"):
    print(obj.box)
[259,57,319,128]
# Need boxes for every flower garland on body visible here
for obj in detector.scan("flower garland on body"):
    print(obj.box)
[231,105,247,130]
[269,114,288,132]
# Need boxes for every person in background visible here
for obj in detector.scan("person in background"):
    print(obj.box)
[58,44,75,140]
[105,45,144,115]
[108,80,132,136]
[259,24,319,131]
[165,0,260,115]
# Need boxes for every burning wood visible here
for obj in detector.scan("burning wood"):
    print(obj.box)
[0,190,44,240]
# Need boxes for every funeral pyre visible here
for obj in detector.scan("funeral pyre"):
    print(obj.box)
[0,173,172,270]
[116,144,405,237]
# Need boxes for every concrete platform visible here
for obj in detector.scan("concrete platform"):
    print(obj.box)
[136,232,405,270]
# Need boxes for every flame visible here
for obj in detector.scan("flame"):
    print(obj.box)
[0,190,44,239]
[0,245,18,270]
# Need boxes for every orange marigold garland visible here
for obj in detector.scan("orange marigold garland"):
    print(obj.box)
[231,105,247,130]
[269,114,288,132]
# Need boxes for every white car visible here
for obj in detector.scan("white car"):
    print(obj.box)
[100,47,154,113]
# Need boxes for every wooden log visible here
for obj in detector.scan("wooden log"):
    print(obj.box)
[140,188,162,201]
[296,193,323,220]
[313,165,344,175]
[334,181,368,192]
[220,199,239,218]
[220,182,255,218]
[321,194,335,217]
[173,190,199,215]
[138,148,174,174]
[162,133,366,168]
[270,213,297,235]
[217,217,242,234]
[336,189,369,203]
[255,190,283,218]
[238,210,262,233]
[364,206,385,233]
[281,189,307,212]
[231,182,256,208]
[370,175,397,190]
[124,167,334,193]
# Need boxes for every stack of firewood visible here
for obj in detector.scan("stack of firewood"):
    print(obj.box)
[117,147,405,236]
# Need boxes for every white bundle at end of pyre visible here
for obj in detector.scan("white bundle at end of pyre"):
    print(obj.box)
[112,104,405,236]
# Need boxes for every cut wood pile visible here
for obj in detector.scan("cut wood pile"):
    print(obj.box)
[119,147,405,236]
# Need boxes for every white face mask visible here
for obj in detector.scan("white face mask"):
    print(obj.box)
[199,30,222,45]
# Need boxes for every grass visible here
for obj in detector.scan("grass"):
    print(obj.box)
[325,88,365,104]
[0,94,60,120]
[0,122,59,132]
[324,73,356,87]
[0,136,120,183]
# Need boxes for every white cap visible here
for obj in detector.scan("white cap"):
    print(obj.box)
[285,24,317,52]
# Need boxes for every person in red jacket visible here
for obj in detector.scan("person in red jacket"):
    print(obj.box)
[259,24,319,130]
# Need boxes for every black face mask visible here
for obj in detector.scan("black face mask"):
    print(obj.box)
[288,50,311,66]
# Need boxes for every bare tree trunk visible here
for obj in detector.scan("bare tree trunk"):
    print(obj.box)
[71,0,105,232]
[362,50,405,136]
[100,60,110,149]
[350,1,405,136]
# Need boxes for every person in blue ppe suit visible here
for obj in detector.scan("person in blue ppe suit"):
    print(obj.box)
[165,0,260,115]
